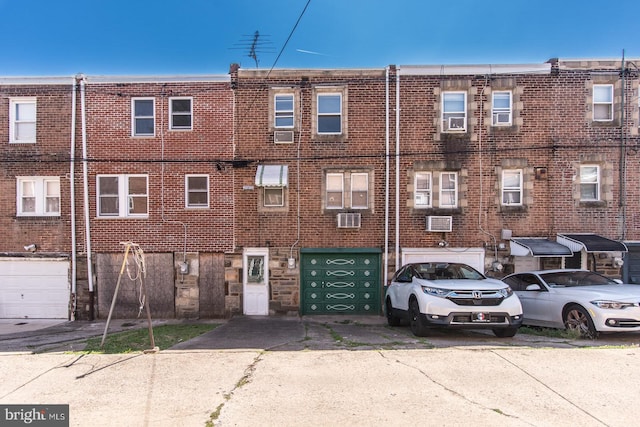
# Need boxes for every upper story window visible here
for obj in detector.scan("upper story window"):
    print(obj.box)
[16,177,60,217]
[185,175,209,208]
[97,174,148,218]
[9,98,37,143]
[580,165,600,201]
[255,165,289,210]
[439,172,458,208]
[492,91,512,126]
[317,93,342,134]
[593,84,613,122]
[325,171,370,210]
[414,172,432,208]
[442,92,466,132]
[502,169,523,205]
[132,98,155,136]
[170,97,192,130]
[274,94,294,128]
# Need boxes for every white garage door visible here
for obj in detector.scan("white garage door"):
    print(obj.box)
[0,258,70,319]
[401,248,486,273]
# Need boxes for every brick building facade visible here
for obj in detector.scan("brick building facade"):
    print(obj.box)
[1,57,639,320]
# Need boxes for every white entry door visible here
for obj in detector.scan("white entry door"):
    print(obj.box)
[243,248,269,315]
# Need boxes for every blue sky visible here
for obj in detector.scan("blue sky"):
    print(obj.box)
[2,0,639,76]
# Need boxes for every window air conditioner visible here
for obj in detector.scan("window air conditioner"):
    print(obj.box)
[426,216,452,232]
[447,117,465,131]
[337,212,361,228]
[274,130,294,143]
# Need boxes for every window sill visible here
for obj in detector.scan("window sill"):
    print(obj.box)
[499,205,528,213]
[578,201,607,208]
[313,134,348,143]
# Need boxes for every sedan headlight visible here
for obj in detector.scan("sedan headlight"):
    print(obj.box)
[499,286,514,298]
[591,300,639,310]
[422,286,451,298]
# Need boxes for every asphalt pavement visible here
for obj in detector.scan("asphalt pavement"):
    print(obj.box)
[1,316,640,426]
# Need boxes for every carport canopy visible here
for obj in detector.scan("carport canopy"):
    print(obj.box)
[510,238,572,257]
[557,233,628,253]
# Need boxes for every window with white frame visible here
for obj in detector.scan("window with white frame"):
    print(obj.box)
[414,172,432,208]
[580,165,600,201]
[170,97,192,130]
[264,187,284,207]
[274,94,294,128]
[325,171,370,209]
[97,175,148,217]
[132,98,155,136]
[351,173,369,209]
[439,172,458,208]
[593,84,613,121]
[9,98,37,143]
[185,175,208,208]
[16,177,60,216]
[442,92,466,131]
[501,169,522,205]
[492,91,512,126]
[317,93,342,134]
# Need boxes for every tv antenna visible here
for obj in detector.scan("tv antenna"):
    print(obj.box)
[230,30,275,68]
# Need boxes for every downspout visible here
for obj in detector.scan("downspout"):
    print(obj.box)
[384,67,390,287]
[70,77,78,320]
[395,70,401,268]
[80,76,96,319]
[620,50,627,241]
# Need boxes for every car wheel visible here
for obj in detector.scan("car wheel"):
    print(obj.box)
[409,299,429,337]
[564,305,598,339]
[493,327,518,338]
[386,298,401,327]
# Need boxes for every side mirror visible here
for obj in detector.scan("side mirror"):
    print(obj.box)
[525,284,542,291]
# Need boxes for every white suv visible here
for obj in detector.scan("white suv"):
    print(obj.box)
[385,262,523,337]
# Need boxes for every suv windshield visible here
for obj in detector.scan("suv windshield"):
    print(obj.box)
[414,263,485,280]
[539,271,618,287]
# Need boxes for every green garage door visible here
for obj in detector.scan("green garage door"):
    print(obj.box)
[300,248,381,315]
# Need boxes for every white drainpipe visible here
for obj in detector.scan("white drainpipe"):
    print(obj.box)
[70,77,78,318]
[80,77,95,295]
[395,71,401,268]
[384,67,390,287]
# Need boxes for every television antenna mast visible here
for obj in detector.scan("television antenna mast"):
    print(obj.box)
[230,30,275,68]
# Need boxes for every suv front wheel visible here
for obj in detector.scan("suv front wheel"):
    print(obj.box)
[409,299,429,337]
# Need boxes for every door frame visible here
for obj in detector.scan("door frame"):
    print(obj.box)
[242,248,270,315]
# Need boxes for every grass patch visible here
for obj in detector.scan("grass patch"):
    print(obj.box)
[83,323,218,353]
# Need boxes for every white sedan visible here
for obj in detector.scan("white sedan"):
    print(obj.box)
[385,262,523,337]
[502,269,640,338]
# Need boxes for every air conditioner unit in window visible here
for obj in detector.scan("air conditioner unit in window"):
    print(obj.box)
[426,216,452,232]
[494,112,511,125]
[274,130,294,143]
[447,117,465,131]
[337,212,361,228]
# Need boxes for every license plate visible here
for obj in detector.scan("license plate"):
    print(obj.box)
[472,312,491,322]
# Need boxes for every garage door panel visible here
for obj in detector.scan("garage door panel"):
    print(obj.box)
[300,249,381,315]
[0,259,69,319]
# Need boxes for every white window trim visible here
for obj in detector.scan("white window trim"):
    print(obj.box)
[317,93,343,135]
[442,91,467,132]
[263,187,285,207]
[131,98,156,137]
[414,172,432,208]
[274,94,295,129]
[350,172,369,210]
[326,172,344,209]
[169,97,193,130]
[97,174,149,218]
[439,172,458,208]
[501,169,523,206]
[16,176,60,217]
[492,91,512,126]
[593,84,613,122]
[185,174,209,208]
[580,165,600,201]
[9,97,37,144]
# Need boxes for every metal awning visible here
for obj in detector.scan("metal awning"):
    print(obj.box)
[255,165,288,187]
[557,233,628,253]
[510,238,572,257]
